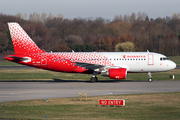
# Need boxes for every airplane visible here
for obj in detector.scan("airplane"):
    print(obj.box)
[5,22,176,82]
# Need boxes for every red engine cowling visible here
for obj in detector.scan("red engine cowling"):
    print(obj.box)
[101,68,127,79]
[109,68,127,79]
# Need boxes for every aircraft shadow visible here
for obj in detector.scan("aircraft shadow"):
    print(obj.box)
[52,79,147,83]
[0,79,147,83]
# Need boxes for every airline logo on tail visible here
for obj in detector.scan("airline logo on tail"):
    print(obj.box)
[8,23,44,54]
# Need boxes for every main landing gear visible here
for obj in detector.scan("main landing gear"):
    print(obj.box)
[90,76,98,83]
[90,71,99,83]
[148,72,153,82]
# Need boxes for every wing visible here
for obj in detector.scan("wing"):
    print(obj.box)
[73,61,126,72]
[73,61,106,70]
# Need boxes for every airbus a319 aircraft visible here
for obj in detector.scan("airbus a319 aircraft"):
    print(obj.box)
[5,22,176,82]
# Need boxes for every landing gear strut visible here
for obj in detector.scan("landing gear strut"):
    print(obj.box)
[148,72,153,82]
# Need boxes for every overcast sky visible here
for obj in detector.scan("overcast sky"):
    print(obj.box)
[0,0,180,20]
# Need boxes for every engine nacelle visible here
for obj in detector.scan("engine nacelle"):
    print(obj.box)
[101,68,127,79]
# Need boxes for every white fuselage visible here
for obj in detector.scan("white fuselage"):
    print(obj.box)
[95,52,176,72]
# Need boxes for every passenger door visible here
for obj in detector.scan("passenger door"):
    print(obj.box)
[148,54,154,65]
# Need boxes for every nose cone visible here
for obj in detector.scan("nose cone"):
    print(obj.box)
[170,61,176,70]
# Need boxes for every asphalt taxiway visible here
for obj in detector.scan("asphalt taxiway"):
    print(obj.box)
[0,81,180,102]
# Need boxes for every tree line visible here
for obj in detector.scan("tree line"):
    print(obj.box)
[0,12,180,57]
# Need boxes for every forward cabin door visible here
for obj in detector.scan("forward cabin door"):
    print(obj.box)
[148,54,154,65]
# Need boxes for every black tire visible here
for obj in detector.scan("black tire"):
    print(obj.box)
[90,77,97,83]
[148,78,153,82]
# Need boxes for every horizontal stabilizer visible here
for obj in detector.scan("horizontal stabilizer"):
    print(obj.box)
[5,55,31,63]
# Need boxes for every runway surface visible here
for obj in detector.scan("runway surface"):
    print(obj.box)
[0,81,180,102]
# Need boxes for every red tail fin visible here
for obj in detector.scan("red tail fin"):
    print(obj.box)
[8,22,45,54]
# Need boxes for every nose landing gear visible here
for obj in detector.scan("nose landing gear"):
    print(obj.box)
[148,72,153,82]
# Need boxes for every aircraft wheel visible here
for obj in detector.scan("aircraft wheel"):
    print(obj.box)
[90,77,97,83]
[148,78,153,82]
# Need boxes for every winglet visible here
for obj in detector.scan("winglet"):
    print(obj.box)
[8,22,45,54]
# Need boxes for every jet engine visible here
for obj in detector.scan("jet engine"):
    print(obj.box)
[101,68,127,79]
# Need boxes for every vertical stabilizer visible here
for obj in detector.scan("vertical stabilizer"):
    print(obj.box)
[8,22,45,54]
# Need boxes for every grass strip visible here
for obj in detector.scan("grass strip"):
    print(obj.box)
[0,69,179,81]
[0,92,180,120]
[0,61,24,66]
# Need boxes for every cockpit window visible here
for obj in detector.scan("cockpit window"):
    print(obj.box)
[160,57,169,61]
